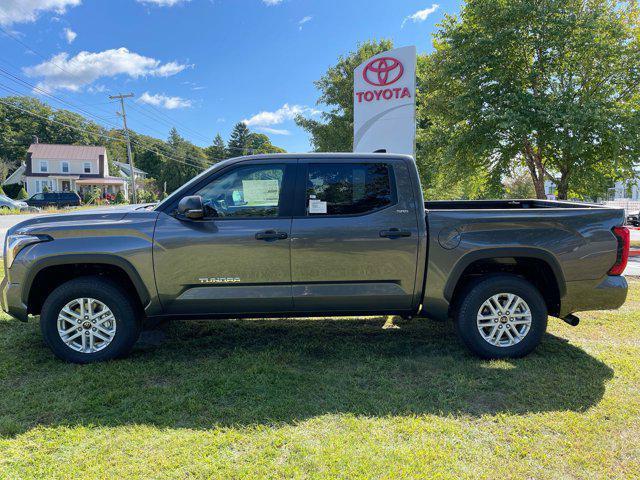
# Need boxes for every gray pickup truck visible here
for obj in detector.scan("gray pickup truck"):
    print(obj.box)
[1,153,630,363]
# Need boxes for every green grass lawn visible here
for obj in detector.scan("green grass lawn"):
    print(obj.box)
[0,275,638,478]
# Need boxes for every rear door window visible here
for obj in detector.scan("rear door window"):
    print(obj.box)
[305,163,394,216]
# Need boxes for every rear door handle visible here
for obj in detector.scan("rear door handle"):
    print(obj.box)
[255,230,288,241]
[380,228,412,238]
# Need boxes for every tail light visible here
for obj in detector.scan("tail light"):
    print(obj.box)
[608,226,630,276]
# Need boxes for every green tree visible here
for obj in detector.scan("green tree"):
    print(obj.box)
[227,122,251,156]
[421,0,640,199]
[114,190,126,204]
[503,169,537,199]
[247,133,286,154]
[205,133,227,163]
[162,128,208,192]
[295,40,393,152]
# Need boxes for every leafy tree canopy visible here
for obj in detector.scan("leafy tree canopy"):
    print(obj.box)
[0,97,286,194]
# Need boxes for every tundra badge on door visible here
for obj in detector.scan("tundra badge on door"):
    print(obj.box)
[199,277,242,284]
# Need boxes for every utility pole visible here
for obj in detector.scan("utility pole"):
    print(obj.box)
[109,93,137,204]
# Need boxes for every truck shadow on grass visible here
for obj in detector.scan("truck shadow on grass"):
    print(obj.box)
[0,317,613,436]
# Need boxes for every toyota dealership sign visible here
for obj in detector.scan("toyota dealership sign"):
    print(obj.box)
[353,46,416,157]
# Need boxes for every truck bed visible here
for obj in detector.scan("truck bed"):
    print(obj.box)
[420,199,626,321]
[425,199,606,210]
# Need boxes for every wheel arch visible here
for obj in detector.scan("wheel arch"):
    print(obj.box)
[445,248,565,317]
[24,254,150,316]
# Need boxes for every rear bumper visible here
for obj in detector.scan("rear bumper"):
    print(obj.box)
[1,277,28,322]
[560,275,628,317]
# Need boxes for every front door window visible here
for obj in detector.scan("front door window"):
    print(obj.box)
[194,164,286,218]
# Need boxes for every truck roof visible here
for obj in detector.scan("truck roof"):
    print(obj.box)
[226,152,415,162]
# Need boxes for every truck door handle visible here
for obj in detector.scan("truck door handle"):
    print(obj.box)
[380,228,412,238]
[255,230,288,241]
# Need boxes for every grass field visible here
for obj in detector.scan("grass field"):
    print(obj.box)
[0,274,638,478]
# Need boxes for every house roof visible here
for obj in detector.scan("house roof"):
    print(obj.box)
[27,143,106,160]
[114,161,147,175]
[2,163,25,186]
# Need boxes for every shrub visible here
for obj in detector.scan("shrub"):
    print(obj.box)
[16,187,28,200]
[115,190,126,204]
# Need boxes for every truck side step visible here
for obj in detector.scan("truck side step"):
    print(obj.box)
[561,314,580,327]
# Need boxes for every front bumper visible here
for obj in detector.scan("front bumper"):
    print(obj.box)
[1,276,28,322]
[560,275,628,317]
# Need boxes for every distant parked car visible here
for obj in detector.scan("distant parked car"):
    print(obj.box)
[26,191,82,208]
[0,194,30,211]
[627,212,639,227]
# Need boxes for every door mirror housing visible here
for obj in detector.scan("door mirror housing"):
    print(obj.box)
[177,195,205,220]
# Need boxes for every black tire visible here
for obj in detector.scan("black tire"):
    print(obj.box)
[40,277,141,363]
[455,274,547,359]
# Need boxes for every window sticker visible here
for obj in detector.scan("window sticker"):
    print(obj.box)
[309,198,328,214]
[242,179,280,206]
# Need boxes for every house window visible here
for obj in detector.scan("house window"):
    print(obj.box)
[62,161,69,173]
[84,162,91,173]
[35,180,52,193]
[39,161,48,173]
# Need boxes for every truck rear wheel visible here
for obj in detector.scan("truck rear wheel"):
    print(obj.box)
[40,277,141,364]
[455,274,547,359]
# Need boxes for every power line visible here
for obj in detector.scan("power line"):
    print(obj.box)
[125,102,184,138]
[0,95,214,171]
[0,26,262,156]
[0,54,126,121]
[131,101,213,144]
[0,66,122,128]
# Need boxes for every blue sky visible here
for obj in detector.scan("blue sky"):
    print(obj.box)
[0,0,462,152]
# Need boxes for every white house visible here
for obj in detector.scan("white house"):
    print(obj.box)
[5,144,128,198]
[115,161,148,182]
[544,178,640,202]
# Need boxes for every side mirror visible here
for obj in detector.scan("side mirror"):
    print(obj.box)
[177,195,205,220]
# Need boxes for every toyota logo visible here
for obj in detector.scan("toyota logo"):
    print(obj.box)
[363,57,404,86]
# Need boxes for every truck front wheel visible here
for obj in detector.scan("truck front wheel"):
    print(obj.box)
[40,277,141,364]
[455,274,547,359]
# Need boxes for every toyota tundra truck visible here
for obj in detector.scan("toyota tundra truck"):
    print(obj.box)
[1,153,629,363]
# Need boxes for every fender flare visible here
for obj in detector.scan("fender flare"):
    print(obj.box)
[443,247,567,302]
[23,254,151,307]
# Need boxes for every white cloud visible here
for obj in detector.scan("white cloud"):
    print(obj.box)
[259,127,291,136]
[0,0,81,26]
[242,103,320,127]
[87,84,106,93]
[402,4,439,28]
[298,15,312,30]
[139,91,192,109]
[262,0,283,5]
[153,61,190,77]
[24,47,191,91]
[63,27,76,43]
[136,0,190,6]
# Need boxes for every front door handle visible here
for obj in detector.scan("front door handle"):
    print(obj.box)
[380,228,412,238]
[255,230,288,241]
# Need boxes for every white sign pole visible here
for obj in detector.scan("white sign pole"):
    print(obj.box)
[353,46,417,157]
